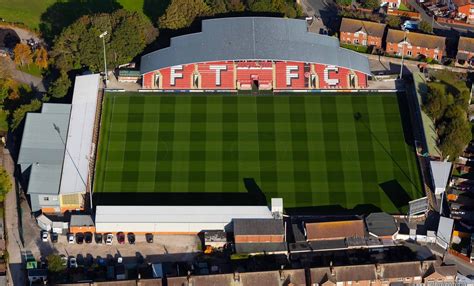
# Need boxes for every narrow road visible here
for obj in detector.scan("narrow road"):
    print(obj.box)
[3,58,45,92]
[2,148,25,286]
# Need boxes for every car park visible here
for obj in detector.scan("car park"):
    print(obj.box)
[76,232,84,244]
[69,257,78,269]
[117,232,125,244]
[95,233,103,244]
[127,233,135,244]
[68,233,75,244]
[85,232,93,244]
[146,233,153,243]
[105,233,113,245]
[51,232,58,243]
[41,231,48,242]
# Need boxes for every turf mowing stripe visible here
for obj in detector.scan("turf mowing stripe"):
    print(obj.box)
[351,95,380,210]
[222,96,239,192]
[188,96,208,192]
[256,96,278,203]
[321,96,346,207]
[120,96,145,192]
[288,96,312,208]
[155,96,176,192]
[336,96,364,209]
[204,97,224,193]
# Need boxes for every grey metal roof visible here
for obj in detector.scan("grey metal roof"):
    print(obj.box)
[17,109,70,165]
[233,218,284,235]
[27,164,63,194]
[235,242,287,254]
[70,214,94,227]
[140,17,371,75]
[365,212,398,237]
[436,216,453,249]
[430,161,452,190]
[41,103,71,114]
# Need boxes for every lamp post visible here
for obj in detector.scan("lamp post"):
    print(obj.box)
[99,31,108,85]
[399,30,409,79]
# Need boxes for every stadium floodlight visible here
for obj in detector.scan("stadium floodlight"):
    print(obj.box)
[99,31,108,85]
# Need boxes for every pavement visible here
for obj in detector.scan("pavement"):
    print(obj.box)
[2,57,45,92]
[2,148,25,286]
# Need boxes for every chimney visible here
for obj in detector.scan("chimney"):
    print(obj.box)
[421,261,430,271]
[234,271,240,282]
[279,269,286,281]
[330,261,335,276]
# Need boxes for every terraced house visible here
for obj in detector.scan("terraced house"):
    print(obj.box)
[457,36,474,66]
[339,18,386,50]
[386,29,446,61]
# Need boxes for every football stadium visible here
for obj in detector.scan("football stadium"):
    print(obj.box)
[92,17,423,234]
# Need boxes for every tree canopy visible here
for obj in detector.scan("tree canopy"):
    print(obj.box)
[47,254,66,273]
[51,9,158,72]
[48,72,71,99]
[418,20,433,34]
[159,0,211,29]
[10,99,42,130]
[34,47,49,69]
[0,166,11,202]
[13,44,33,67]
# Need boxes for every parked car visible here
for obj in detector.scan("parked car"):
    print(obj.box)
[105,233,113,245]
[127,233,135,244]
[95,233,103,244]
[51,232,58,243]
[76,232,84,244]
[146,233,153,243]
[84,232,93,244]
[117,232,125,244]
[68,233,75,244]
[69,257,78,268]
[41,231,48,242]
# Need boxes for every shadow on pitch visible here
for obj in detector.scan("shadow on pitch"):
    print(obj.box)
[285,204,382,216]
[93,178,268,207]
[379,180,412,212]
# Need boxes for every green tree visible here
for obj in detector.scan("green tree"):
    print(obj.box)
[386,15,402,28]
[418,20,433,33]
[48,72,71,99]
[361,0,380,9]
[10,99,42,130]
[159,0,211,29]
[47,254,66,273]
[0,166,11,201]
[422,85,450,122]
[51,10,158,72]
[336,0,353,6]
[248,0,299,17]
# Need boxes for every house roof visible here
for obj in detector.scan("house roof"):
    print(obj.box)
[306,220,366,240]
[188,273,234,286]
[141,17,372,75]
[233,218,284,235]
[380,261,422,278]
[386,29,446,51]
[240,271,280,286]
[70,215,94,227]
[280,269,307,286]
[335,264,376,281]
[452,0,474,8]
[310,268,333,285]
[365,212,398,237]
[308,239,347,251]
[430,160,452,190]
[458,37,474,53]
[340,18,386,38]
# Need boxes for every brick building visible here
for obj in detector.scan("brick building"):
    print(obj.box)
[457,36,474,66]
[339,18,386,49]
[386,29,446,61]
[453,0,474,24]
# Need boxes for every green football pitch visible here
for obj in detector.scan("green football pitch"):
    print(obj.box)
[94,92,423,214]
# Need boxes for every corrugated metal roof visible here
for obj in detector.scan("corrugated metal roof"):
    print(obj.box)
[436,216,453,249]
[27,164,63,194]
[430,160,452,190]
[95,205,273,224]
[17,111,70,165]
[365,212,398,237]
[70,215,94,227]
[59,74,100,195]
[140,17,371,75]
[41,103,71,114]
[233,219,284,235]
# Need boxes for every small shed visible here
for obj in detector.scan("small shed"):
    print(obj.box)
[70,214,95,233]
[36,214,52,231]
[117,69,141,83]
[203,230,227,248]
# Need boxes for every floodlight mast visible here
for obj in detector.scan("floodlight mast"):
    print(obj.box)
[99,31,108,85]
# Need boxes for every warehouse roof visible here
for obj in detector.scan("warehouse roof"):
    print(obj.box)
[365,212,398,237]
[340,18,386,38]
[233,219,284,235]
[306,220,366,240]
[430,160,452,191]
[95,205,273,224]
[141,17,371,75]
[70,215,94,227]
[386,29,446,51]
[59,74,100,195]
